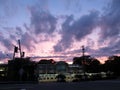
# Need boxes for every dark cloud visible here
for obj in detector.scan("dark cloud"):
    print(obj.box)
[54,11,99,52]
[0,27,24,51]
[98,40,120,56]
[24,23,30,31]
[16,26,23,35]
[20,32,36,51]
[72,11,99,40]
[0,26,35,52]
[2,39,13,50]
[94,47,119,57]
[98,0,120,56]
[0,51,13,60]
[0,51,7,60]
[100,0,120,39]
[84,39,120,58]
[30,6,57,35]
[0,1,58,53]
[21,5,58,50]
[0,27,16,51]
[0,36,13,51]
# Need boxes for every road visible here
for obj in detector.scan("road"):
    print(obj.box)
[0,80,120,90]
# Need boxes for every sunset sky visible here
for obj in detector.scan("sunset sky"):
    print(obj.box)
[0,0,120,64]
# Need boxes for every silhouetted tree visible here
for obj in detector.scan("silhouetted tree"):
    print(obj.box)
[104,56,120,77]
[73,55,100,72]
[73,57,83,65]
[88,59,101,73]
[73,55,92,66]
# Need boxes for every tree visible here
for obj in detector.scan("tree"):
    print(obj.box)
[104,56,120,77]
[73,55,92,66]
[88,59,101,73]
[73,57,83,65]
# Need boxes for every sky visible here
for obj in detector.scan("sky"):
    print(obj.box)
[0,0,120,64]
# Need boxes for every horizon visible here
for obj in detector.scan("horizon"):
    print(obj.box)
[0,0,120,64]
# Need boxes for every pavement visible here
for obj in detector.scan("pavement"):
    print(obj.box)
[0,80,120,90]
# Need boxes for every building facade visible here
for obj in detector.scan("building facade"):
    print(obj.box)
[37,61,83,82]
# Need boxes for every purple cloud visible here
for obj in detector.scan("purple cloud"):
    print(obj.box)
[97,0,120,56]
[54,11,99,52]
[30,6,57,35]
[100,0,120,39]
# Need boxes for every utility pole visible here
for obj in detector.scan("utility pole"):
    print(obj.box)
[13,46,18,60]
[18,39,24,81]
[82,45,85,58]
[12,40,25,60]
[82,45,85,64]
[13,46,15,60]
[18,40,22,58]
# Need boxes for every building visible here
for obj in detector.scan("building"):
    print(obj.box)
[8,58,36,81]
[38,64,55,74]
[37,60,84,82]
[0,64,8,81]
[68,64,83,74]
[55,61,68,74]
[37,59,56,82]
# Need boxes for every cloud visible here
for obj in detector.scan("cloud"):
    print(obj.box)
[0,51,7,59]
[97,40,120,57]
[0,0,58,55]
[16,26,23,35]
[98,0,120,56]
[20,32,36,51]
[54,11,99,52]
[20,5,58,51]
[29,6,57,35]
[0,0,120,62]
[0,33,13,51]
[100,0,120,39]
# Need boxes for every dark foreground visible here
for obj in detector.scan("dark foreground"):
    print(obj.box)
[0,80,120,90]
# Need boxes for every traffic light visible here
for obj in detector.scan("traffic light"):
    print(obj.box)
[14,46,18,53]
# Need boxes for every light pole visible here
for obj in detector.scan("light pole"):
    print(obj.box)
[82,45,85,63]
[82,45,86,79]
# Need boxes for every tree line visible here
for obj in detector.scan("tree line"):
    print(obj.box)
[73,55,120,77]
